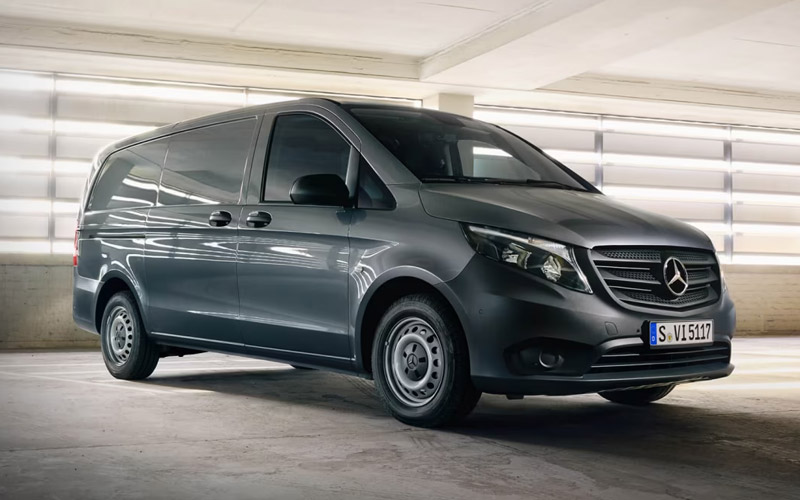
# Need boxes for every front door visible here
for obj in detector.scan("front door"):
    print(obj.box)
[237,112,355,365]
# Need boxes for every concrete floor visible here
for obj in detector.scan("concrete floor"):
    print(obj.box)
[0,338,798,500]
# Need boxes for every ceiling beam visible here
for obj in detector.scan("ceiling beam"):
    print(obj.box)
[420,0,603,81]
[0,16,419,81]
[477,78,800,130]
[541,74,800,115]
[420,0,792,90]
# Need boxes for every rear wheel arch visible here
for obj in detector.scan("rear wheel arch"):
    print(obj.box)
[356,273,467,375]
[94,274,147,334]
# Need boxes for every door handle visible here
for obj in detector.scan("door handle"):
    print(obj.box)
[208,210,232,227]
[246,211,272,228]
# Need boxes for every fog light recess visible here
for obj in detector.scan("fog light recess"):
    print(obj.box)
[538,350,564,370]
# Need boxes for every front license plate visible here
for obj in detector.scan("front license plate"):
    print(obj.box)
[648,320,713,348]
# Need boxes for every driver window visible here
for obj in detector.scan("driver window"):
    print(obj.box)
[263,114,350,202]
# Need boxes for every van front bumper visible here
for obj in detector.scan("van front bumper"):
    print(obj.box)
[472,359,733,396]
[441,255,736,396]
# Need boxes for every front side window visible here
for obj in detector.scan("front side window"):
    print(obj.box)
[159,118,257,206]
[344,105,589,190]
[88,139,165,211]
[263,114,351,202]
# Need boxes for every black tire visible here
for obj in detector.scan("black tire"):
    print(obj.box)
[100,291,159,380]
[599,384,675,406]
[372,293,481,427]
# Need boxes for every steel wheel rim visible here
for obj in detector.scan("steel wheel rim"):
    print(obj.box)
[104,305,134,366]
[383,317,445,407]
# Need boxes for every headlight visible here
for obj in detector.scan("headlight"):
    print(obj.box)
[462,224,592,293]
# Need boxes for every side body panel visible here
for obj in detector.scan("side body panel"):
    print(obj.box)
[145,205,244,348]
[237,205,352,363]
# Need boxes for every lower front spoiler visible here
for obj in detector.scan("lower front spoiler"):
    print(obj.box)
[472,363,734,396]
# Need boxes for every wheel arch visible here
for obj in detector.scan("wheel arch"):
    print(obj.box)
[94,271,148,334]
[354,267,470,375]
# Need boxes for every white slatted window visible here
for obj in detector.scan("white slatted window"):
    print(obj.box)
[730,131,800,264]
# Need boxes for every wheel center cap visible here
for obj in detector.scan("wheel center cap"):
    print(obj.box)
[111,318,127,349]
[402,342,429,382]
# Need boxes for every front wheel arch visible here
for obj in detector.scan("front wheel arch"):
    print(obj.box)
[357,274,467,376]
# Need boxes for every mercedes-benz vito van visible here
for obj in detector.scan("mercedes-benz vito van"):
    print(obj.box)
[73,99,735,427]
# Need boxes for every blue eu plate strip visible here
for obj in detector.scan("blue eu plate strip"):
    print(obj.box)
[650,323,658,345]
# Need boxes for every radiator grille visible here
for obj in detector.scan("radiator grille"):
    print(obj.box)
[591,247,721,310]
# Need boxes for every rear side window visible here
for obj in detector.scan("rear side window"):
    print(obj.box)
[159,118,257,206]
[88,139,165,211]
[263,114,350,202]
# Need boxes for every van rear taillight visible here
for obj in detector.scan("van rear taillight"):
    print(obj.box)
[73,229,79,267]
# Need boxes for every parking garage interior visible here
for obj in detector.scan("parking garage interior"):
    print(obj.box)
[1,1,799,499]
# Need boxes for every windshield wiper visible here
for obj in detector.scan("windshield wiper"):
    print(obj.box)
[420,176,587,191]
[420,176,512,184]
[517,179,587,191]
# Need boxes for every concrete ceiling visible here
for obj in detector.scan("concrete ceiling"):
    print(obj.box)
[0,0,799,127]
[0,0,535,56]
[593,0,800,94]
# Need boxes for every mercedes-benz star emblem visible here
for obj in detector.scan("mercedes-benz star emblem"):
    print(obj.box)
[406,354,418,369]
[663,257,689,297]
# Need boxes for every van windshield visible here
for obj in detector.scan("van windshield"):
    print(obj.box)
[344,105,589,191]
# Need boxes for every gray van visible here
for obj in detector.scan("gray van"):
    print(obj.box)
[73,99,735,427]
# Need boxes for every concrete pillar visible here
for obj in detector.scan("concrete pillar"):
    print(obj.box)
[422,93,474,117]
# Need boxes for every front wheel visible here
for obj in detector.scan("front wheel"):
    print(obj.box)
[100,291,159,380]
[599,384,675,405]
[372,294,481,427]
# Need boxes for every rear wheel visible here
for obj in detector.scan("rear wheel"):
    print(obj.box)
[372,293,480,427]
[100,291,159,380]
[599,384,675,405]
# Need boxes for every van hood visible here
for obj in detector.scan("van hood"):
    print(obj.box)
[419,184,714,251]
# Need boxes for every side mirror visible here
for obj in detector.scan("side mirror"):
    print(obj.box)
[290,174,351,207]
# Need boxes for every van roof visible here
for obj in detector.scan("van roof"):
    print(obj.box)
[101,97,340,155]
[96,97,467,164]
